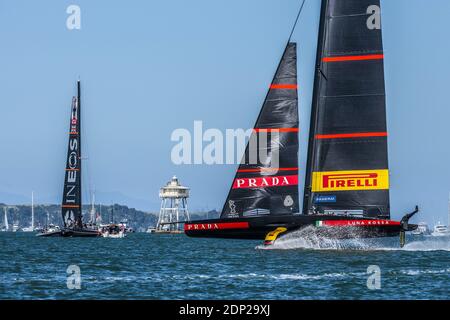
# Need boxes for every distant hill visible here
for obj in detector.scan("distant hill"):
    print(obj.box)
[0,190,160,212]
[190,209,220,220]
[0,204,220,232]
[0,204,157,232]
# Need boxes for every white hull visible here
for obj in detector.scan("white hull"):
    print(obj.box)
[411,222,429,236]
[36,224,61,237]
[431,231,450,237]
[432,223,450,237]
[101,231,125,238]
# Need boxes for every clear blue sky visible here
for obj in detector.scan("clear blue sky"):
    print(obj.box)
[0,0,449,226]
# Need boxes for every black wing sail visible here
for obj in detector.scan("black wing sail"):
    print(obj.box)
[221,43,299,219]
[62,81,82,228]
[303,0,390,218]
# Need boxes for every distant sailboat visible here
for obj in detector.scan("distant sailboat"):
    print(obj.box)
[22,192,35,232]
[185,0,419,247]
[85,191,99,230]
[37,80,100,237]
[12,222,20,232]
[10,208,20,232]
[89,192,96,225]
[36,209,61,236]
[1,207,9,232]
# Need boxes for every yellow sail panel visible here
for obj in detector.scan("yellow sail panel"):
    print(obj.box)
[312,169,389,192]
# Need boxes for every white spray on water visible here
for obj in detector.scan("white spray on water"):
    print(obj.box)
[256,226,450,251]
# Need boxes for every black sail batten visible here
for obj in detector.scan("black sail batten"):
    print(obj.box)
[62,80,83,228]
[221,43,299,219]
[303,0,390,218]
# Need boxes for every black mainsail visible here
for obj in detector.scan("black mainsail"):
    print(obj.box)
[303,0,390,218]
[37,80,100,237]
[62,80,83,228]
[221,43,299,219]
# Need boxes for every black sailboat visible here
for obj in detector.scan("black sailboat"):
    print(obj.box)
[38,80,100,237]
[185,0,418,246]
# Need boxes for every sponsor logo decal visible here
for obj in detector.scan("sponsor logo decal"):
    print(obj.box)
[64,135,79,206]
[316,220,400,227]
[70,97,78,134]
[228,200,237,214]
[269,84,298,90]
[314,195,337,203]
[232,175,298,189]
[312,170,389,192]
[63,97,81,226]
[243,208,270,217]
[226,200,239,218]
[284,195,294,207]
[184,222,249,231]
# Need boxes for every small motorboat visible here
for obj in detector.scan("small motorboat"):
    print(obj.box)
[146,227,156,233]
[36,224,62,237]
[12,223,20,232]
[100,224,126,238]
[431,223,450,237]
[411,222,429,235]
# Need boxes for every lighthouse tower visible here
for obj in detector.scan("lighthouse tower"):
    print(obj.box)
[156,176,190,232]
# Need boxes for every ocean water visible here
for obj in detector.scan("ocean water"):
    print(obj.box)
[0,232,448,300]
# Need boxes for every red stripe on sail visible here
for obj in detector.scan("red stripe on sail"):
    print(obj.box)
[315,132,388,139]
[232,175,298,189]
[253,128,299,133]
[319,220,400,227]
[322,54,384,63]
[184,222,249,231]
[269,84,298,89]
[237,167,298,173]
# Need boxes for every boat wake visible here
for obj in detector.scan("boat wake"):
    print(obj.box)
[390,236,450,252]
[256,226,450,251]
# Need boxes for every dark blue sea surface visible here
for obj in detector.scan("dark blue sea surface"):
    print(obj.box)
[0,232,448,299]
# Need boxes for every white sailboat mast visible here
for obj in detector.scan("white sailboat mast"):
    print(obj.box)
[90,191,96,223]
[4,207,9,231]
[31,191,35,229]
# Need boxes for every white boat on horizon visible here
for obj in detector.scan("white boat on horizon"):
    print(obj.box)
[100,224,126,238]
[12,223,20,232]
[431,223,450,237]
[1,207,9,232]
[411,222,429,235]
[36,224,62,237]
[431,193,450,236]
[146,227,156,233]
[98,205,128,238]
